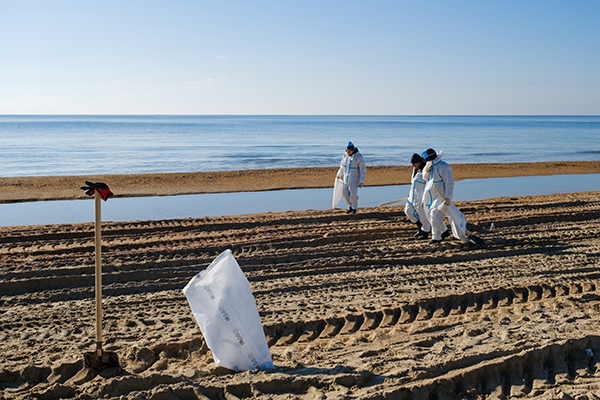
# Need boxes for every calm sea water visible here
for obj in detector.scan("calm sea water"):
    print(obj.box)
[1,115,599,177]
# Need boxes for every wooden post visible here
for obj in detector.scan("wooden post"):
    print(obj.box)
[95,192,103,357]
[80,181,119,369]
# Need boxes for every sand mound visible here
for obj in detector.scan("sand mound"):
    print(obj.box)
[1,191,600,399]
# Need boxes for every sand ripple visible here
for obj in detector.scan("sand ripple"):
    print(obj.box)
[1,191,600,399]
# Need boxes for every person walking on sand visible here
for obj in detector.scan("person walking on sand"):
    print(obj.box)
[421,148,453,244]
[405,153,431,239]
[337,141,366,214]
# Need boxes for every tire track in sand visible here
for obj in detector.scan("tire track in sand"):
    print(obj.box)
[1,191,600,399]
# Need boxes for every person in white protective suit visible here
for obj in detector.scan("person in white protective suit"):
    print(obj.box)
[421,148,454,244]
[404,153,431,239]
[337,141,367,214]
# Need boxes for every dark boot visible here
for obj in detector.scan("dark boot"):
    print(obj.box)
[430,229,449,244]
[413,221,423,237]
[414,221,430,239]
[346,207,354,214]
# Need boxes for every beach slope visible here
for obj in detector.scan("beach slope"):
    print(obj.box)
[1,188,600,398]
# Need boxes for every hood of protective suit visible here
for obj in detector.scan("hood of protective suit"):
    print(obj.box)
[423,151,443,177]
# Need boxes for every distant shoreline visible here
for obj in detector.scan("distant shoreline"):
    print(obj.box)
[1,161,599,204]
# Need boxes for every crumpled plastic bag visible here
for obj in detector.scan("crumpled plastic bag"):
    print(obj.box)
[183,249,274,371]
[436,202,469,241]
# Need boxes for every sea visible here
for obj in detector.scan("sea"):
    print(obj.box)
[1,115,599,178]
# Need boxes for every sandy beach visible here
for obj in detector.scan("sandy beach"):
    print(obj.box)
[1,161,600,203]
[1,162,600,399]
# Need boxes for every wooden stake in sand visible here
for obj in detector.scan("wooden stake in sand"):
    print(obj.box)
[94,192,102,357]
[80,181,120,369]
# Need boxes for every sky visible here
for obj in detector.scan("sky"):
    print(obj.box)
[1,1,599,115]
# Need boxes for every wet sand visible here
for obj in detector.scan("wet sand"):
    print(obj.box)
[1,161,600,203]
[1,162,600,399]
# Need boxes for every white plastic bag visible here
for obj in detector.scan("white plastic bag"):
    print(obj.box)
[182,249,274,371]
[437,202,469,241]
[332,176,343,208]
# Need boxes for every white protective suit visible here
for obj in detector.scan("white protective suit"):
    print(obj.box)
[337,148,366,210]
[404,168,431,232]
[422,152,455,241]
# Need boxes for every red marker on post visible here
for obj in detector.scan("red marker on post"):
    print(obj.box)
[80,181,119,370]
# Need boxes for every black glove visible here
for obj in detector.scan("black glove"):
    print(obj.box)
[80,181,113,201]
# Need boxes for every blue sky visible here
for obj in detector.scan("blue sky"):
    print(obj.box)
[1,1,599,115]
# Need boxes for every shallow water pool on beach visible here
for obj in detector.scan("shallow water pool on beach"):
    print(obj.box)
[1,174,599,227]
